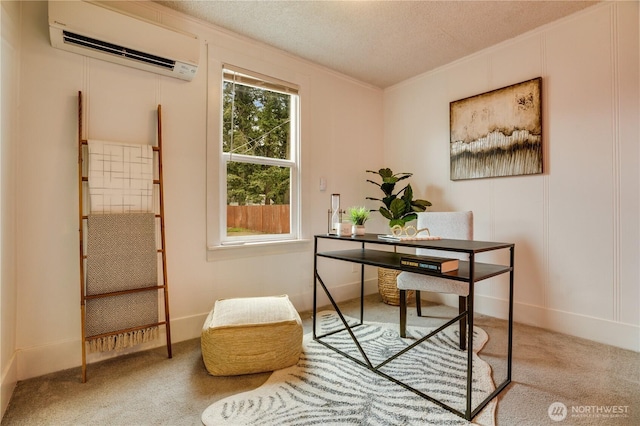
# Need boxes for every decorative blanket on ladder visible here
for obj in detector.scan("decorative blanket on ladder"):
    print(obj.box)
[86,212,159,352]
[87,139,154,214]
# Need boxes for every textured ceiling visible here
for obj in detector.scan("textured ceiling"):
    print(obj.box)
[155,0,597,88]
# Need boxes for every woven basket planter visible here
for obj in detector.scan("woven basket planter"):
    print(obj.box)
[377,268,415,306]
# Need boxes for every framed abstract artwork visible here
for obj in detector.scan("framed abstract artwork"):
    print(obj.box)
[450,77,542,180]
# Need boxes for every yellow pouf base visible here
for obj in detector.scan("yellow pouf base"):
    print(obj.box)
[201,295,303,376]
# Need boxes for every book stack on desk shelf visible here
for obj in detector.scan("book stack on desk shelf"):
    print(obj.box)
[400,254,459,273]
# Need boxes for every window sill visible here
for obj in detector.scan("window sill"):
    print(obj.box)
[207,238,312,261]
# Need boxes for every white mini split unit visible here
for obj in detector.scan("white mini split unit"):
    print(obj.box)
[48,1,199,81]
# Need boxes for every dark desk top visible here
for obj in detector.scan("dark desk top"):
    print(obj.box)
[315,233,513,254]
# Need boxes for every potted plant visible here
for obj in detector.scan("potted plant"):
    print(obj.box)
[366,168,431,305]
[366,168,431,230]
[347,206,370,235]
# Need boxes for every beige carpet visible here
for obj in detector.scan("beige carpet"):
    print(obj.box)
[2,295,639,425]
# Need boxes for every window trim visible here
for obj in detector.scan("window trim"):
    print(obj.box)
[218,63,301,246]
[207,52,305,255]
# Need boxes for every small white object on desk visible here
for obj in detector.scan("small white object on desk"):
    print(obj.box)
[335,222,352,237]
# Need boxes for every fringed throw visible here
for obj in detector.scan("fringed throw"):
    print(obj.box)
[86,213,159,352]
[87,326,159,353]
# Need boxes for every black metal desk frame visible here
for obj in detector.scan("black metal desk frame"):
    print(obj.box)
[313,233,514,421]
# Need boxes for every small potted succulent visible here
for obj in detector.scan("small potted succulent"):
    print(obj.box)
[347,206,370,235]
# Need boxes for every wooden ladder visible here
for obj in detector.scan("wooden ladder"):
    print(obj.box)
[77,91,172,382]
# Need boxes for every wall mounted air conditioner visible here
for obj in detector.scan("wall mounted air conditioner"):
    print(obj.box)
[48,1,199,81]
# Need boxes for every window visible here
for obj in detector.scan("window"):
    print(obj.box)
[221,66,300,244]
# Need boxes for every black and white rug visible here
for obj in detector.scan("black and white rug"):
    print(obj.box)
[202,311,496,425]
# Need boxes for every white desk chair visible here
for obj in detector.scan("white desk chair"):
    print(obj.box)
[397,211,473,350]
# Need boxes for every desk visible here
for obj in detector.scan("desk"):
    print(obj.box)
[313,233,514,421]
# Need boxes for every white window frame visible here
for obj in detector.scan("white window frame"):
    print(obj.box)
[218,64,300,246]
[206,50,308,258]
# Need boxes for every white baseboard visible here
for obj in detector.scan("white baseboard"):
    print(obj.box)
[1,352,17,419]
[15,312,209,382]
[296,278,378,312]
[421,293,640,352]
[512,300,640,352]
[19,280,635,382]
[13,279,379,381]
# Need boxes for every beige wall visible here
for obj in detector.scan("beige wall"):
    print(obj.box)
[1,0,21,417]
[384,2,639,351]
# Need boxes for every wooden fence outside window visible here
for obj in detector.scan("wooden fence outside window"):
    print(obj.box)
[227,205,290,234]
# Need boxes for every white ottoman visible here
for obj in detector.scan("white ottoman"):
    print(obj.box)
[201,295,303,376]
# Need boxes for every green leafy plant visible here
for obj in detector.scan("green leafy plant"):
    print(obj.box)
[347,206,370,226]
[366,168,431,228]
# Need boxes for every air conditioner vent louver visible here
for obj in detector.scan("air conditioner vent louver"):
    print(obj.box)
[62,31,176,70]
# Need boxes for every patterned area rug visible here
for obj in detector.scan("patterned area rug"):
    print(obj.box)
[202,311,496,426]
